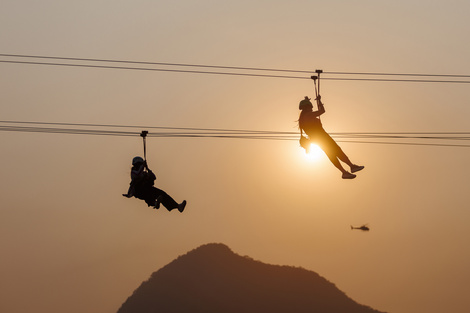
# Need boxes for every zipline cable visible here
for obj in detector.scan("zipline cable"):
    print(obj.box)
[0,53,315,75]
[0,60,308,80]
[2,58,470,83]
[0,120,293,135]
[320,77,470,84]
[326,71,470,78]
[335,140,470,148]
[1,124,470,148]
[3,53,470,79]
[2,120,470,138]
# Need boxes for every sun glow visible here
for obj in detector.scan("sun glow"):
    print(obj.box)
[304,144,324,161]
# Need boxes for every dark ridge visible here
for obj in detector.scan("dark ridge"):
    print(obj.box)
[117,243,385,313]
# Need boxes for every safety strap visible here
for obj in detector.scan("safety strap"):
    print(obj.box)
[315,69,322,97]
[311,76,319,99]
[311,69,323,99]
[140,130,148,162]
[311,69,323,121]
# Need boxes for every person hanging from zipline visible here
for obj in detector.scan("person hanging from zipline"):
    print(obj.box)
[122,131,187,212]
[298,73,364,179]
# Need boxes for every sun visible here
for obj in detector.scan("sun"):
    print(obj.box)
[304,143,324,161]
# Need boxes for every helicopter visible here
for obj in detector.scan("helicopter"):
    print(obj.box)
[350,224,369,231]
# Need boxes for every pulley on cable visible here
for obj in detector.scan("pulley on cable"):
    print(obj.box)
[122,130,187,213]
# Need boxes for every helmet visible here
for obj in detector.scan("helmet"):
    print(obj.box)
[299,96,313,110]
[132,156,144,165]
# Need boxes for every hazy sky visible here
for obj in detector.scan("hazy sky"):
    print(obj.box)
[1,1,470,313]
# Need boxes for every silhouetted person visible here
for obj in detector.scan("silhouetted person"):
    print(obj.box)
[123,156,186,212]
[298,96,364,179]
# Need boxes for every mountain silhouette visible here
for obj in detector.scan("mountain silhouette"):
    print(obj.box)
[117,243,385,313]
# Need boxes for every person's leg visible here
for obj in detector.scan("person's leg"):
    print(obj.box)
[322,133,364,174]
[152,187,179,211]
[144,197,157,207]
[337,150,364,173]
[316,134,355,178]
[337,150,353,167]
[138,189,158,207]
[133,190,156,207]
[324,152,347,173]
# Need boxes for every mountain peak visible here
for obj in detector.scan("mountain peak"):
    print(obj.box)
[117,243,385,313]
[184,242,233,257]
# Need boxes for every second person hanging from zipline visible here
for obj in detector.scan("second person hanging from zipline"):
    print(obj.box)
[123,156,187,212]
[298,95,364,179]
[122,131,186,212]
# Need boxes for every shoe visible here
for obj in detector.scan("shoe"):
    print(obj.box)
[178,200,187,213]
[351,165,364,173]
[342,172,356,179]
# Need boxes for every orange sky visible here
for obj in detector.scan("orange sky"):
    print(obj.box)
[1,1,470,313]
